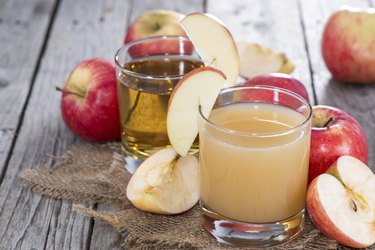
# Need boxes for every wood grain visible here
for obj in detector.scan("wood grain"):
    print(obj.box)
[0,0,128,249]
[88,1,206,249]
[1,0,374,249]
[207,0,314,104]
[0,0,56,184]
[299,0,375,169]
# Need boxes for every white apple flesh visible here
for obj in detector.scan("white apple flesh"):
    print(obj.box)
[126,148,199,215]
[180,13,239,86]
[237,41,295,79]
[307,155,375,248]
[167,66,226,156]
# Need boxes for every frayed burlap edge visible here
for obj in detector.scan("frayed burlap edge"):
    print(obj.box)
[19,143,131,206]
[19,143,343,249]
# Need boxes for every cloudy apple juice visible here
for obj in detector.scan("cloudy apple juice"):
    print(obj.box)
[117,54,203,160]
[200,102,311,222]
[198,86,312,247]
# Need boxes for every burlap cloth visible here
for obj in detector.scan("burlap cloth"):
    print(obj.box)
[18,143,368,249]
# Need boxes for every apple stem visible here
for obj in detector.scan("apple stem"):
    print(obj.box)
[55,86,85,98]
[323,116,335,128]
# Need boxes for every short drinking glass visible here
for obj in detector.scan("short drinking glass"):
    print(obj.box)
[198,85,312,247]
[115,36,203,172]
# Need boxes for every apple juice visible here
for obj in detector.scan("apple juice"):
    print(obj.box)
[117,55,203,159]
[199,102,311,223]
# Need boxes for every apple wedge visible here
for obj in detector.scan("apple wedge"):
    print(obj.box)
[307,155,375,248]
[126,148,199,214]
[167,66,226,156]
[237,41,295,79]
[180,13,239,86]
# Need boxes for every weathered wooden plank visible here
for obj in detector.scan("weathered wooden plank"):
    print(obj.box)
[0,0,56,184]
[89,1,206,249]
[207,0,314,104]
[0,0,128,249]
[299,0,375,169]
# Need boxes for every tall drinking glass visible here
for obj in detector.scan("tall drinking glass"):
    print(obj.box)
[199,85,312,247]
[115,36,203,172]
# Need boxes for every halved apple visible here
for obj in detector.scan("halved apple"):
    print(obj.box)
[167,66,226,156]
[126,148,199,214]
[237,41,295,79]
[180,13,239,86]
[307,155,375,248]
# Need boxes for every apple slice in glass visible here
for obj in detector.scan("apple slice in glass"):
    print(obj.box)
[307,155,375,248]
[167,66,226,156]
[126,148,199,215]
[180,13,239,86]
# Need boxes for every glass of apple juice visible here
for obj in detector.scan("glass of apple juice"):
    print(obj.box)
[115,36,203,173]
[198,85,312,247]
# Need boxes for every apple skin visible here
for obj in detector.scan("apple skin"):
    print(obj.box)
[243,73,310,102]
[309,105,368,184]
[180,12,239,86]
[167,66,226,156]
[60,58,120,142]
[124,10,191,58]
[307,175,369,248]
[322,8,375,84]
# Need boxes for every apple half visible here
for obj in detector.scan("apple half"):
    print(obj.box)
[237,41,295,79]
[307,155,375,248]
[126,148,199,214]
[167,66,226,156]
[180,13,239,86]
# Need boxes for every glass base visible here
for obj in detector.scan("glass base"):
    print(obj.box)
[122,144,199,174]
[201,206,304,248]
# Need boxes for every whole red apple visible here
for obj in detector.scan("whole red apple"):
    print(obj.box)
[308,105,368,184]
[124,10,191,58]
[59,58,120,142]
[322,8,375,83]
[244,73,310,102]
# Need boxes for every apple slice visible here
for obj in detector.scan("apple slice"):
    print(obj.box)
[167,66,226,156]
[126,148,199,214]
[237,41,295,79]
[307,155,375,248]
[180,13,239,86]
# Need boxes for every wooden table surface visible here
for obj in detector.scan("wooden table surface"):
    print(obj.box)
[0,0,374,249]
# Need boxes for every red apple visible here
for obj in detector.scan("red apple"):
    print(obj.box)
[322,8,375,84]
[243,73,310,102]
[309,105,368,184]
[307,155,375,248]
[124,10,191,58]
[59,58,120,142]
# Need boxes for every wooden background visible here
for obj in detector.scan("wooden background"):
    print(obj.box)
[0,0,374,249]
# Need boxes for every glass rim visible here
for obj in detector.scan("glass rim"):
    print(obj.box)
[199,85,313,138]
[114,35,194,80]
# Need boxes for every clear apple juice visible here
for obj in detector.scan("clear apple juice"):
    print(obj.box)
[117,55,204,160]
